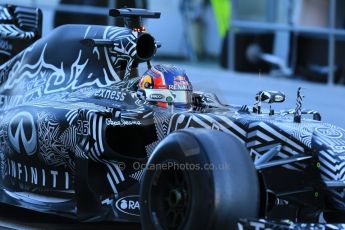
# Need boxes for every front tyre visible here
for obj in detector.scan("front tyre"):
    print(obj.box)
[140,128,260,229]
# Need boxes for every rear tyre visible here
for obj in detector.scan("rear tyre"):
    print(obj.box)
[140,128,260,229]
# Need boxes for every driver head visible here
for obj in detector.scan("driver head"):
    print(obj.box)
[138,64,193,109]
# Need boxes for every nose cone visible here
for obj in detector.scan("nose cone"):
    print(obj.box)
[312,124,345,210]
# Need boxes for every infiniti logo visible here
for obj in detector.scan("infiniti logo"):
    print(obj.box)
[8,112,37,156]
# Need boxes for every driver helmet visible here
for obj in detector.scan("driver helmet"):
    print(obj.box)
[138,64,193,109]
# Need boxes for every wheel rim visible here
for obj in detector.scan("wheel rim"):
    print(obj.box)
[150,161,191,229]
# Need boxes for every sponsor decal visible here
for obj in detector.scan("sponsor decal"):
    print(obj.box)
[166,96,173,103]
[173,75,190,87]
[6,159,70,189]
[94,89,126,101]
[106,118,141,127]
[168,84,192,91]
[174,75,185,81]
[315,127,343,139]
[115,195,140,216]
[8,112,37,156]
[150,93,164,100]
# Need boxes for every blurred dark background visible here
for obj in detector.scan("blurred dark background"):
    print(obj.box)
[4,0,345,85]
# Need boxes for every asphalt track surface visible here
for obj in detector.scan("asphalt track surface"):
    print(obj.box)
[0,62,344,229]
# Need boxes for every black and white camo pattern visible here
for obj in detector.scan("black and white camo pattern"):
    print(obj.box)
[103,26,138,81]
[0,24,35,39]
[313,125,345,210]
[294,87,303,123]
[154,100,345,210]
[0,5,40,40]
[0,6,12,21]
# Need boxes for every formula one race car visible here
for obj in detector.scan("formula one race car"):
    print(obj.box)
[1,5,345,230]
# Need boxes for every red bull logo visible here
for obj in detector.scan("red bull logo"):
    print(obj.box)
[174,75,185,81]
[173,75,189,87]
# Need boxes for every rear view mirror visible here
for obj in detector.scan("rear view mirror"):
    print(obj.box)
[255,91,285,104]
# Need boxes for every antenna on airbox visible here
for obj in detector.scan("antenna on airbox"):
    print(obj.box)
[109,8,161,31]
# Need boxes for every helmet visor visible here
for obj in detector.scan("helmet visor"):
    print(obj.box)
[171,90,192,104]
